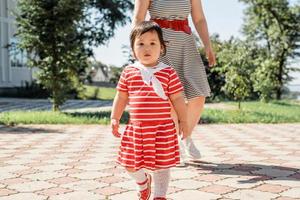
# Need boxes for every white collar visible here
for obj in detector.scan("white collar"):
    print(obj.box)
[132,62,168,100]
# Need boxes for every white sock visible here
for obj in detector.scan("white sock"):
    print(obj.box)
[153,168,170,198]
[127,169,148,191]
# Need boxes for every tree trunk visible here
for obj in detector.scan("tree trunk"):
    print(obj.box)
[276,49,287,100]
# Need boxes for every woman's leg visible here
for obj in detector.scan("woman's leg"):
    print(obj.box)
[184,96,205,159]
[187,96,206,136]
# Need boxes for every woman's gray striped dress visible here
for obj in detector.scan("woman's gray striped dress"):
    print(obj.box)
[149,0,211,99]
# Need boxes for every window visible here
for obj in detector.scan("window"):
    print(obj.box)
[9,37,27,68]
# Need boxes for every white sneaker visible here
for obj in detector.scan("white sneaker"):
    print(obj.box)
[184,137,201,159]
[177,138,187,167]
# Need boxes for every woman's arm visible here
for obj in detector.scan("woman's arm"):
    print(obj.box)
[191,0,216,66]
[132,0,151,26]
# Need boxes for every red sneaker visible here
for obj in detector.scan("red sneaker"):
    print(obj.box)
[138,173,152,200]
[153,198,167,200]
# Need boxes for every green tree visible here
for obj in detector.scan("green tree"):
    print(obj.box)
[199,34,227,101]
[16,0,133,111]
[218,39,253,108]
[16,0,89,111]
[239,0,300,100]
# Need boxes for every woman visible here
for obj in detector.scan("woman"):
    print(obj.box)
[132,0,216,163]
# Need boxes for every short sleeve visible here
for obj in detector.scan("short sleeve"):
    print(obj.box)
[116,69,128,92]
[167,67,184,95]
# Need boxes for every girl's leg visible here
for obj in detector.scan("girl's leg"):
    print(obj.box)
[126,167,149,191]
[153,168,170,198]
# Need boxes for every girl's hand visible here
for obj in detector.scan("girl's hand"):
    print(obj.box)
[205,46,216,67]
[111,119,121,138]
[178,121,189,140]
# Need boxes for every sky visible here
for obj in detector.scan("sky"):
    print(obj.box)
[93,0,300,85]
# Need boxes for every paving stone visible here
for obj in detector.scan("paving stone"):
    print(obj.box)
[224,189,279,200]
[0,124,299,199]
[199,184,236,195]
[48,176,79,185]
[93,186,127,196]
[110,190,137,200]
[169,179,211,189]
[0,177,30,185]
[0,188,17,197]
[0,193,47,200]
[280,188,300,198]
[168,190,220,200]
[254,183,290,193]
[69,172,110,180]
[276,197,300,200]
[0,172,15,181]
[7,181,56,192]
[22,172,65,181]
[96,175,129,184]
[37,187,73,196]
[33,164,70,172]
[170,168,198,179]
[61,180,107,191]
[112,180,136,190]
[264,178,300,187]
[0,165,29,173]
[214,177,262,189]
[48,191,105,200]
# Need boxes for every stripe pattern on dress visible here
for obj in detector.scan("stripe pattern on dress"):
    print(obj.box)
[116,65,183,170]
[149,0,211,99]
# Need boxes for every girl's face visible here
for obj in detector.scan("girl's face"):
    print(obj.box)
[133,30,163,67]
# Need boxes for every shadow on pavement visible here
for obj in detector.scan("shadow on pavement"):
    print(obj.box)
[187,160,299,182]
[0,125,64,134]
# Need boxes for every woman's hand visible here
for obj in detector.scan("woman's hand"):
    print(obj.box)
[178,121,189,140]
[111,119,121,138]
[205,46,216,67]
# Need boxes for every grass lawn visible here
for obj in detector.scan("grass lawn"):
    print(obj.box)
[77,85,116,100]
[0,100,299,125]
[202,100,300,123]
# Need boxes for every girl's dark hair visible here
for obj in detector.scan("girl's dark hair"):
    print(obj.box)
[130,21,167,56]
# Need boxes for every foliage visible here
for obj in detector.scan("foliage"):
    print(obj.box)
[251,59,281,102]
[239,0,300,99]
[16,0,90,111]
[109,67,123,84]
[15,0,133,111]
[200,34,226,101]
[77,85,116,100]
[220,39,254,108]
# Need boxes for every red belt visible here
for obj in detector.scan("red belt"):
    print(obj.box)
[152,18,192,34]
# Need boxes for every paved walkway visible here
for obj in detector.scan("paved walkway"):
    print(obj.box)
[0,98,236,113]
[0,98,113,112]
[0,124,299,200]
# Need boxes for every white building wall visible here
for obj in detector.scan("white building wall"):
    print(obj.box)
[0,0,33,88]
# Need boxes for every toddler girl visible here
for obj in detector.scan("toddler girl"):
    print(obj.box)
[111,21,188,200]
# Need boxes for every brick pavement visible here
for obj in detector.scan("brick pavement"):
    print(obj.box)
[0,124,299,200]
[0,98,113,112]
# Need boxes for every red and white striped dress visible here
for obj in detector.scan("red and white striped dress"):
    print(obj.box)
[116,63,183,171]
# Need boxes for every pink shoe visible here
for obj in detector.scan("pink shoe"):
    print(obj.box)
[138,173,152,200]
